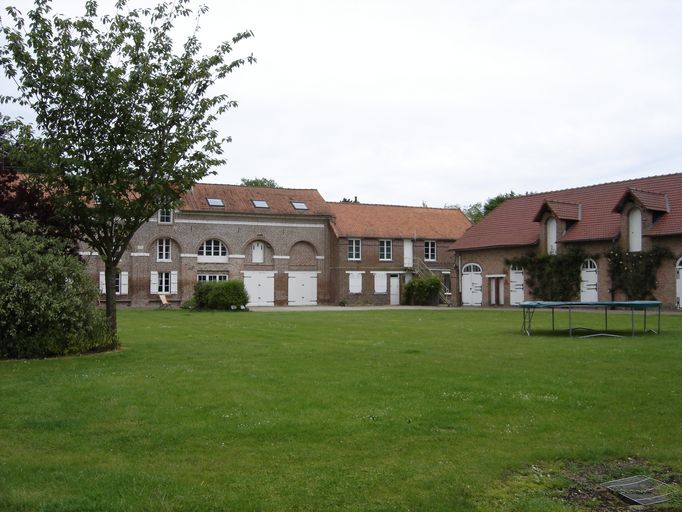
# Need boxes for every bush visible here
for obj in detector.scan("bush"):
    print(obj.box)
[193,280,249,310]
[0,216,115,359]
[403,276,442,305]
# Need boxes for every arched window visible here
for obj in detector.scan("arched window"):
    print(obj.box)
[197,239,228,263]
[628,208,642,252]
[251,241,265,263]
[546,217,557,255]
[462,263,482,274]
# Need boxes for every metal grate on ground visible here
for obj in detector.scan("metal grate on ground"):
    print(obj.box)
[603,475,675,506]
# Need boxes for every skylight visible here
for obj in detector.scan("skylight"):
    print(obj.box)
[291,201,308,210]
[252,199,269,208]
[207,198,224,207]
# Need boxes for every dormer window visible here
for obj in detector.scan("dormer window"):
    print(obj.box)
[291,201,308,210]
[207,198,224,207]
[158,209,173,224]
[252,199,269,208]
[546,217,557,255]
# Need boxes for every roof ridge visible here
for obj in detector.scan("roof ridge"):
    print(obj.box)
[328,201,464,212]
[196,181,321,192]
[506,171,682,201]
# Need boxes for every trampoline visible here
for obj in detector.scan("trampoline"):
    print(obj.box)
[519,300,661,337]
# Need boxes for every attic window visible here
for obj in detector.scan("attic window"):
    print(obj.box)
[207,198,224,207]
[252,199,269,208]
[291,201,308,210]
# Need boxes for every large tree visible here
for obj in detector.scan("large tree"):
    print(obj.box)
[0,0,254,335]
[240,177,280,188]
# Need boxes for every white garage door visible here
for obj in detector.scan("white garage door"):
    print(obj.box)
[288,271,318,306]
[242,271,275,306]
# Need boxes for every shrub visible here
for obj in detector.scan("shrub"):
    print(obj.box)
[403,276,441,305]
[0,216,115,359]
[192,280,249,310]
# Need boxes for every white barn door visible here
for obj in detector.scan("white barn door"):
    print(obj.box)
[461,263,483,306]
[242,271,275,306]
[288,272,318,306]
[580,259,598,302]
[509,266,524,305]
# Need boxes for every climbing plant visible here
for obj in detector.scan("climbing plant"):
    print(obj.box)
[607,246,672,300]
[506,247,588,301]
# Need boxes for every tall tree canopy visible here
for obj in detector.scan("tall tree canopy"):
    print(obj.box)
[240,177,280,188]
[0,0,254,334]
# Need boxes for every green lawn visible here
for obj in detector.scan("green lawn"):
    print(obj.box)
[1,309,680,511]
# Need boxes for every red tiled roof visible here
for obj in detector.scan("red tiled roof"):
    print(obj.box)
[451,172,682,251]
[180,184,331,217]
[328,202,471,239]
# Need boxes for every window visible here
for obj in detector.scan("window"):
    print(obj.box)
[374,272,387,294]
[291,201,308,210]
[158,209,173,224]
[424,241,436,261]
[150,271,177,294]
[442,272,451,294]
[348,272,362,293]
[546,217,557,255]
[198,239,227,257]
[99,272,128,295]
[197,273,228,282]
[348,239,361,260]
[157,238,171,261]
[251,241,265,263]
[207,198,224,207]
[252,199,269,208]
[379,239,392,261]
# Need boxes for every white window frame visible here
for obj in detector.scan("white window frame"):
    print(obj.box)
[424,240,436,261]
[291,201,308,210]
[628,208,642,252]
[348,239,361,261]
[379,239,392,261]
[99,271,128,295]
[546,217,557,255]
[252,199,269,208]
[251,241,265,263]
[150,271,178,295]
[158,209,173,224]
[157,238,171,262]
[197,239,228,263]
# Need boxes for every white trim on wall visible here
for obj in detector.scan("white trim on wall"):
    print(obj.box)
[131,252,150,257]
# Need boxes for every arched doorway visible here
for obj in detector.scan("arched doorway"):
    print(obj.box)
[461,263,483,306]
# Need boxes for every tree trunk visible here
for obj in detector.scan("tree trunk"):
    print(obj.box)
[104,259,118,335]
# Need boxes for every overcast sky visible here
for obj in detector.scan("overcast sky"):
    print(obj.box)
[3,0,682,207]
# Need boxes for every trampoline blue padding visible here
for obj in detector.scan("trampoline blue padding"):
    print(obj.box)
[518,300,661,337]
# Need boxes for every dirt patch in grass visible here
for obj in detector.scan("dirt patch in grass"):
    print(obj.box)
[560,458,681,511]
[481,458,681,511]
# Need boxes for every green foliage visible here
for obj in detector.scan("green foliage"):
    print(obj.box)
[483,191,517,216]
[0,0,254,333]
[193,280,249,310]
[0,216,115,358]
[607,246,673,299]
[507,248,588,301]
[403,275,441,305]
[240,177,280,188]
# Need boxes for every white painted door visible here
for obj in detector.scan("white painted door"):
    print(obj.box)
[403,239,413,267]
[390,275,400,305]
[242,271,275,306]
[580,259,598,302]
[461,264,483,306]
[288,272,318,306]
[509,267,524,305]
[676,259,682,309]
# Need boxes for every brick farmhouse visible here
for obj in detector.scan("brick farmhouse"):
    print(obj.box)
[450,173,682,308]
[82,184,471,306]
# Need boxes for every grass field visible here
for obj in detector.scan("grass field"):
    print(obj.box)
[1,308,681,511]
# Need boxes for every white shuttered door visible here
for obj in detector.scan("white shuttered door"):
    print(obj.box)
[287,272,318,306]
[243,271,275,306]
